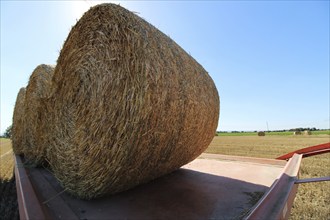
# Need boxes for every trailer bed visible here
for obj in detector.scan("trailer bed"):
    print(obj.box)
[14,153,300,220]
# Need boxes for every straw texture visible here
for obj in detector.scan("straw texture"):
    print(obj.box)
[24,64,54,165]
[48,3,219,199]
[304,130,311,135]
[12,88,26,155]
[257,131,265,136]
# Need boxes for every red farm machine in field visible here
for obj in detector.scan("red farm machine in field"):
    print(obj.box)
[14,142,330,220]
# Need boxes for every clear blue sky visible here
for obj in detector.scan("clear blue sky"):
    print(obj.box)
[1,1,329,134]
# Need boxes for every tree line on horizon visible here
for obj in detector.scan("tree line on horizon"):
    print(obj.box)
[217,127,327,133]
[1,124,328,138]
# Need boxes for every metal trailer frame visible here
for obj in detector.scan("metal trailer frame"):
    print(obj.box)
[14,142,330,220]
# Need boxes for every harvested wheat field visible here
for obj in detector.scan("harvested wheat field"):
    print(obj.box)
[46,3,219,199]
[206,134,330,220]
[0,139,19,220]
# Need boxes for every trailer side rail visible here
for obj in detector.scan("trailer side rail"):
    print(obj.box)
[276,142,330,160]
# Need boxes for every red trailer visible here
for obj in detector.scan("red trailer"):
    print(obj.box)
[14,143,330,220]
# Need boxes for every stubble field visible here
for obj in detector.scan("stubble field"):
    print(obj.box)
[0,134,329,219]
[206,134,330,219]
[0,138,19,220]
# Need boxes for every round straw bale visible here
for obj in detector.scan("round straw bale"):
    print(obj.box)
[12,88,26,155]
[48,3,220,199]
[304,130,312,135]
[24,64,54,165]
[293,131,302,135]
[257,131,265,136]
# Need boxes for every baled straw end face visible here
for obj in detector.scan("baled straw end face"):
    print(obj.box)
[257,131,265,136]
[23,64,54,165]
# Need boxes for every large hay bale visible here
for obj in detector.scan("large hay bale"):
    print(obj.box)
[304,130,312,135]
[12,88,26,155]
[257,131,265,136]
[48,3,219,199]
[24,64,54,165]
[293,131,302,135]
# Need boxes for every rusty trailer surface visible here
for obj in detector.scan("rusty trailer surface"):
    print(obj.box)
[14,143,330,220]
